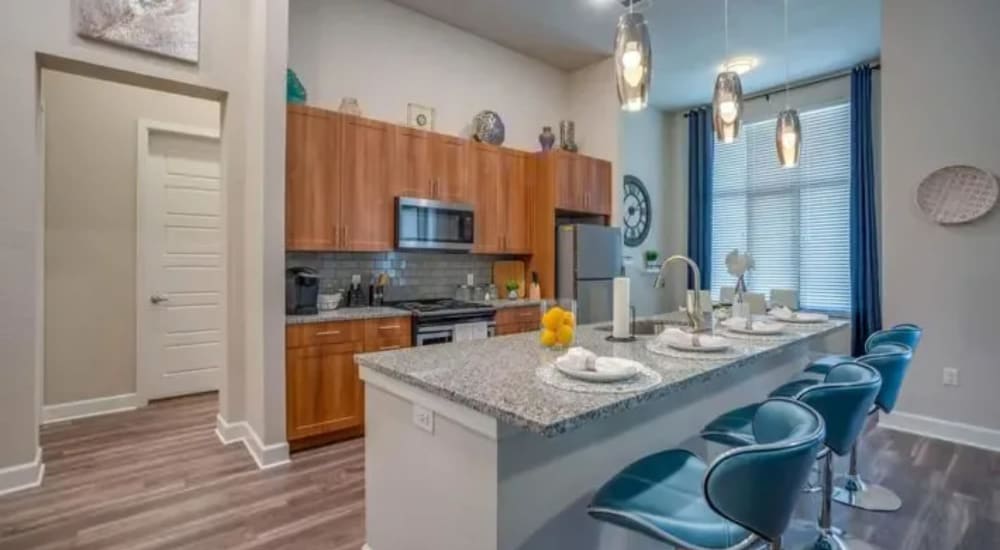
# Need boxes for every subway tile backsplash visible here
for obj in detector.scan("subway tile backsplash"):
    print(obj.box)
[286,252,508,302]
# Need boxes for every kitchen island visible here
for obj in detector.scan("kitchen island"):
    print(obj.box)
[356,317,849,550]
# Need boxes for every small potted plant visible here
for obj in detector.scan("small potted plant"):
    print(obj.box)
[644,250,660,270]
[505,279,520,300]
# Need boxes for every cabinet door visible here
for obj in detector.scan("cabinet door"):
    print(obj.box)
[341,116,394,251]
[286,106,341,250]
[433,135,470,203]
[470,143,503,254]
[501,149,532,254]
[574,155,598,212]
[553,152,579,211]
[591,159,613,216]
[286,340,365,441]
[392,127,434,199]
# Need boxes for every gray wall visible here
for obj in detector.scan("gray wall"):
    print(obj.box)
[882,0,1000,430]
[286,252,506,302]
[42,69,220,406]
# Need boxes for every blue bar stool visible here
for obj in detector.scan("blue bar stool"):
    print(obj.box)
[702,362,881,550]
[804,324,922,377]
[588,398,825,550]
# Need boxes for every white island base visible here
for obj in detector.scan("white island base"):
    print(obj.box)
[360,327,847,550]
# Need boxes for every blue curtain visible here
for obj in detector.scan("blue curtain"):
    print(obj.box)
[850,65,882,355]
[687,107,714,290]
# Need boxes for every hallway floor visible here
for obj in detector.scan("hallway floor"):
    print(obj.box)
[0,394,997,549]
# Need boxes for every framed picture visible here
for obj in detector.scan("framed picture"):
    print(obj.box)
[407,103,436,131]
[77,0,201,64]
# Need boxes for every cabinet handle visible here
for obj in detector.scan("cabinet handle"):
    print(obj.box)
[518,311,534,318]
[343,226,349,244]
[378,325,401,331]
[315,330,341,336]
[379,345,401,351]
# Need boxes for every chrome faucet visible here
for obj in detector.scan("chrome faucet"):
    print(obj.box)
[654,255,707,332]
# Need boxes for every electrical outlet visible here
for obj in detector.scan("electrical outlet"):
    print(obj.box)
[412,404,434,433]
[942,368,960,387]
[467,273,475,286]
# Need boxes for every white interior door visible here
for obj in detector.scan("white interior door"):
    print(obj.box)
[138,122,224,400]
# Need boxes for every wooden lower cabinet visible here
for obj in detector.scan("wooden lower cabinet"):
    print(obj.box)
[286,316,412,449]
[496,306,541,336]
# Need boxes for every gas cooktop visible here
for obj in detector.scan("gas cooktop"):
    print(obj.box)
[390,299,493,313]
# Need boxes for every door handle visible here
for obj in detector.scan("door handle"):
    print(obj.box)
[150,294,169,304]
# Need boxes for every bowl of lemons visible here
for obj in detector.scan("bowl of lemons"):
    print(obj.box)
[539,300,577,349]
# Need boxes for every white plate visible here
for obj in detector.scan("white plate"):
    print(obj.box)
[555,358,641,383]
[664,335,730,352]
[723,319,785,335]
[769,312,829,324]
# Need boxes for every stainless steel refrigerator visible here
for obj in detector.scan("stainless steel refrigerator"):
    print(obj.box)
[556,224,622,324]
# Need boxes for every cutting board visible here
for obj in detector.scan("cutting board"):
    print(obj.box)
[493,260,526,298]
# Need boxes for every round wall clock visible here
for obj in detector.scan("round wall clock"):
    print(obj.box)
[623,175,651,247]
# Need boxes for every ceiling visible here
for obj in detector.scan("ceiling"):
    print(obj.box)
[388,0,881,110]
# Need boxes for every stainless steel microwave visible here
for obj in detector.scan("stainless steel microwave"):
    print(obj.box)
[396,197,475,252]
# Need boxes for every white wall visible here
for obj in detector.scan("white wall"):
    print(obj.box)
[0,0,288,479]
[41,70,220,407]
[881,0,1000,432]
[288,0,569,151]
[620,109,671,315]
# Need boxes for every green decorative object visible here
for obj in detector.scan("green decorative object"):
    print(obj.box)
[287,69,307,105]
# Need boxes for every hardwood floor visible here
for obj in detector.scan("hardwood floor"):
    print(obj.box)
[0,394,996,549]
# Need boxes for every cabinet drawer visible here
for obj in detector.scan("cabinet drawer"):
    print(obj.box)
[497,306,540,327]
[364,316,413,352]
[287,320,364,348]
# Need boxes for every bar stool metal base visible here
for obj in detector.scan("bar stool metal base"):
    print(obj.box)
[831,476,902,512]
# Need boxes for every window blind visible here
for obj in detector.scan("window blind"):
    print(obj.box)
[711,102,852,313]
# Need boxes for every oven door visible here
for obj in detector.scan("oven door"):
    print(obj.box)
[414,320,497,346]
[396,197,475,252]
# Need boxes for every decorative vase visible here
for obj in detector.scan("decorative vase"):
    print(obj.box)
[559,120,578,152]
[539,126,556,151]
[508,289,519,300]
[339,97,362,116]
[473,110,506,145]
[286,69,307,105]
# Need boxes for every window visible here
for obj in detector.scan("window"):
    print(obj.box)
[711,102,851,313]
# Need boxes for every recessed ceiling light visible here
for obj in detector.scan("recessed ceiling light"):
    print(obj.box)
[719,56,760,75]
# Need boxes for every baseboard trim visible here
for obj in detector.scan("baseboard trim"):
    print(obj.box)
[215,414,290,470]
[881,411,1000,453]
[0,447,45,497]
[42,393,143,424]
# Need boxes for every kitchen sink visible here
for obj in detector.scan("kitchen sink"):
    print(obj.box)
[595,319,688,335]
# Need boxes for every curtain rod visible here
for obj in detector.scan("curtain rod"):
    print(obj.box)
[682,60,880,117]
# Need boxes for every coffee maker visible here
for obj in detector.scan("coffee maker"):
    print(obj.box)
[286,267,320,315]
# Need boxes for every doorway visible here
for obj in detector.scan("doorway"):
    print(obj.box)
[41,69,224,422]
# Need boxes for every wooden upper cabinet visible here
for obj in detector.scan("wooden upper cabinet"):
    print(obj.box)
[433,135,470,203]
[501,149,532,254]
[340,116,394,251]
[392,126,434,199]
[286,106,341,251]
[286,340,365,441]
[591,159,613,216]
[470,143,503,254]
[546,151,611,216]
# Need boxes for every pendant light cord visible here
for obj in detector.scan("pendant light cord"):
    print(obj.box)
[724,0,730,60]
[784,0,790,107]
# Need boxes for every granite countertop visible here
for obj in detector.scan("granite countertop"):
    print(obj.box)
[356,317,849,437]
[286,307,412,325]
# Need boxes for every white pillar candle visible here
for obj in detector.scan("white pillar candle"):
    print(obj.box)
[613,277,631,339]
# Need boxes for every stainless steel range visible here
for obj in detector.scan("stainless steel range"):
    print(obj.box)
[390,299,497,346]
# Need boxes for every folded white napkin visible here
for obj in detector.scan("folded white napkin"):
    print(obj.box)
[656,328,729,349]
[554,347,598,372]
[770,306,829,323]
[593,357,640,377]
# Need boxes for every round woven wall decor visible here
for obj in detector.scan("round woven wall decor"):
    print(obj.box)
[915,165,998,225]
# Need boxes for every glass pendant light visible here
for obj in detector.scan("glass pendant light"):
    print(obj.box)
[712,0,743,143]
[615,0,652,112]
[776,0,801,167]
